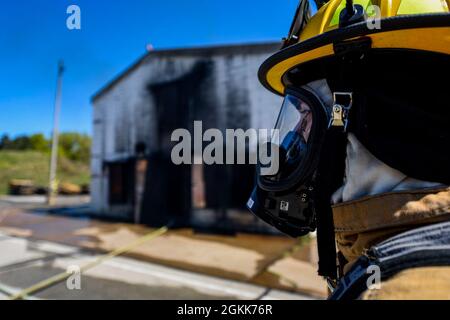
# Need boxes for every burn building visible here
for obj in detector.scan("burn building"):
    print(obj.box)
[91,42,282,233]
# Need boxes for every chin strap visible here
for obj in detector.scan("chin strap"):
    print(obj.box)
[313,37,370,282]
[315,125,348,281]
[315,95,354,281]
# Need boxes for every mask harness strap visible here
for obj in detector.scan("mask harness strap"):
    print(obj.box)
[315,126,347,282]
[316,41,365,285]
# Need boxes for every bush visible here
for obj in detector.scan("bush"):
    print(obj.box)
[58,132,91,163]
[0,132,91,164]
[30,133,50,152]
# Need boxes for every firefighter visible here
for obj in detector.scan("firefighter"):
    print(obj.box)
[247,0,450,299]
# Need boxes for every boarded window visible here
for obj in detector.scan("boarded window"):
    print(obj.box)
[108,161,134,205]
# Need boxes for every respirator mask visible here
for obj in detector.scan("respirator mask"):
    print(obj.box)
[247,86,345,237]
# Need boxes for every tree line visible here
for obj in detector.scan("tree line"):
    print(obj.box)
[0,133,91,163]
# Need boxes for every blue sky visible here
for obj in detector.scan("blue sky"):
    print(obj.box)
[0,0,298,137]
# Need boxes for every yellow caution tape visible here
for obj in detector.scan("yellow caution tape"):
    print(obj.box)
[9,226,169,300]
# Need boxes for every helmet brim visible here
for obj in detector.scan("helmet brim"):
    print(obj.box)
[259,13,450,96]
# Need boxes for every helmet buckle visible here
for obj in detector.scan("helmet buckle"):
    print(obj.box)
[329,92,353,131]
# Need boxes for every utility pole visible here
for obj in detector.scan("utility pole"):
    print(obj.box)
[47,61,65,205]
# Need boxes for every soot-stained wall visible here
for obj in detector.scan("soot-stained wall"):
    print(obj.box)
[91,43,282,233]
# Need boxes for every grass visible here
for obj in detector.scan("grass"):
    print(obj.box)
[0,150,90,195]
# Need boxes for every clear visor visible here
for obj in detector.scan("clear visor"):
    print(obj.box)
[269,94,314,180]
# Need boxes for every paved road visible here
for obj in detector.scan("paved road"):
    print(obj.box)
[0,195,90,207]
[0,232,314,300]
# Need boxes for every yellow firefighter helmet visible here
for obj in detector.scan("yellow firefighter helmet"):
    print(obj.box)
[259,0,450,95]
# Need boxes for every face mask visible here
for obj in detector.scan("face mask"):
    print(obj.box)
[247,85,339,237]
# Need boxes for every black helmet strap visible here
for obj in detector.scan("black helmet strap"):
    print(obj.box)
[315,43,368,281]
[315,126,348,280]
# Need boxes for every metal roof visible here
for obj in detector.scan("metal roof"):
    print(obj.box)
[91,41,281,102]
